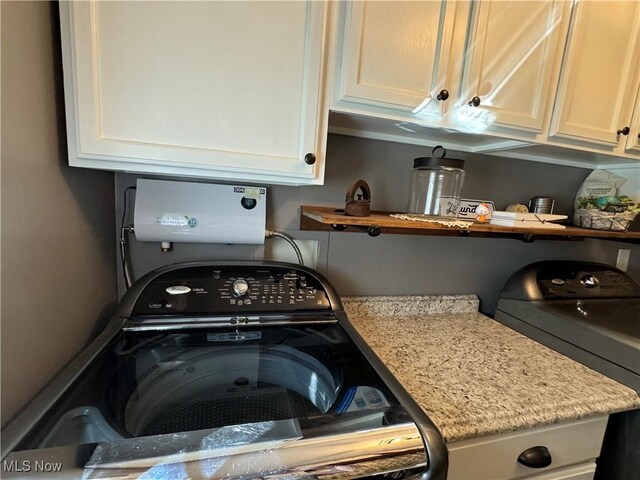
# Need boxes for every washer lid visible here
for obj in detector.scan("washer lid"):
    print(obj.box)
[540,299,640,341]
[508,299,640,375]
[124,344,341,437]
[112,323,402,439]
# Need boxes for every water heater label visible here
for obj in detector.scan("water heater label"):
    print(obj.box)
[233,186,266,199]
[157,214,199,228]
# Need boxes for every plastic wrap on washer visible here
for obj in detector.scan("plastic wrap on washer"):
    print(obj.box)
[84,420,301,474]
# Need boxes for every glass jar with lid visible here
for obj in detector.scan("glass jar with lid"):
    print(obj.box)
[407,146,465,217]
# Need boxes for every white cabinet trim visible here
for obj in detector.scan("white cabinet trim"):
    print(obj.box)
[625,85,640,152]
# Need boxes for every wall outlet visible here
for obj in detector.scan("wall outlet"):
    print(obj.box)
[616,249,631,272]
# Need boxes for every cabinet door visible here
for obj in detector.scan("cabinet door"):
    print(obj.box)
[338,1,456,113]
[550,1,640,146]
[458,1,569,132]
[60,1,329,185]
[626,86,640,152]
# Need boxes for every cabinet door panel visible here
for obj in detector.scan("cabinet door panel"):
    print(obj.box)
[550,1,640,146]
[459,1,568,132]
[61,1,328,184]
[339,1,453,111]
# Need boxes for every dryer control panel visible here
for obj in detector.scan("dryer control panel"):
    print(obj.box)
[536,264,640,299]
[132,265,332,316]
[500,261,640,301]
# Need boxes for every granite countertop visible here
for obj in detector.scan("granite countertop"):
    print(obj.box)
[343,295,640,443]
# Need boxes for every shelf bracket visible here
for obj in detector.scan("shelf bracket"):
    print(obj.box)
[364,225,381,237]
[331,223,381,237]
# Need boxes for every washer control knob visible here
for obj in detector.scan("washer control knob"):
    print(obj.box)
[232,279,250,297]
[580,274,599,288]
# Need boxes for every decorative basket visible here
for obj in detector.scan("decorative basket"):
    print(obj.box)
[574,209,637,231]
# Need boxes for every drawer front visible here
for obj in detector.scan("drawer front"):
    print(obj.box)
[531,462,596,480]
[447,416,608,480]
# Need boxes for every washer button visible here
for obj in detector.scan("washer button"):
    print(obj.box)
[580,274,599,288]
[165,285,192,295]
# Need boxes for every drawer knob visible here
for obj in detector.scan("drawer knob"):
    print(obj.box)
[468,96,481,107]
[517,446,552,469]
[617,126,630,136]
[304,153,316,165]
[437,89,450,101]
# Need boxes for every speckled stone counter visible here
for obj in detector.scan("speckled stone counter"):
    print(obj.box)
[343,295,640,443]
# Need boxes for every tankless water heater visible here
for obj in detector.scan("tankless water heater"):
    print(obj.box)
[133,179,267,244]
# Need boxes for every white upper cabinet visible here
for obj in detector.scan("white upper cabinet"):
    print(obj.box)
[330,0,639,166]
[550,0,640,147]
[59,1,330,185]
[335,0,571,132]
[337,1,457,115]
[458,1,570,133]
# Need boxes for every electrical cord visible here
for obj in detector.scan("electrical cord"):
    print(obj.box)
[265,229,304,265]
[121,186,135,231]
[120,226,134,290]
[120,186,136,289]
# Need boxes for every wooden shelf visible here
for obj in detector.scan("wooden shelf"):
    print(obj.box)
[300,206,640,243]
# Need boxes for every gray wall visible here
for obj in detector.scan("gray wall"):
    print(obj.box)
[1,1,117,426]
[116,134,640,315]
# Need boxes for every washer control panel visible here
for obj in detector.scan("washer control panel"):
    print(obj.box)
[132,265,332,316]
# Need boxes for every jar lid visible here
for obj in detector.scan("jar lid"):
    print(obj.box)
[413,145,465,170]
[530,196,554,203]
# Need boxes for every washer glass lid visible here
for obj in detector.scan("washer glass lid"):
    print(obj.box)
[106,323,396,438]
[123,343,339,437]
